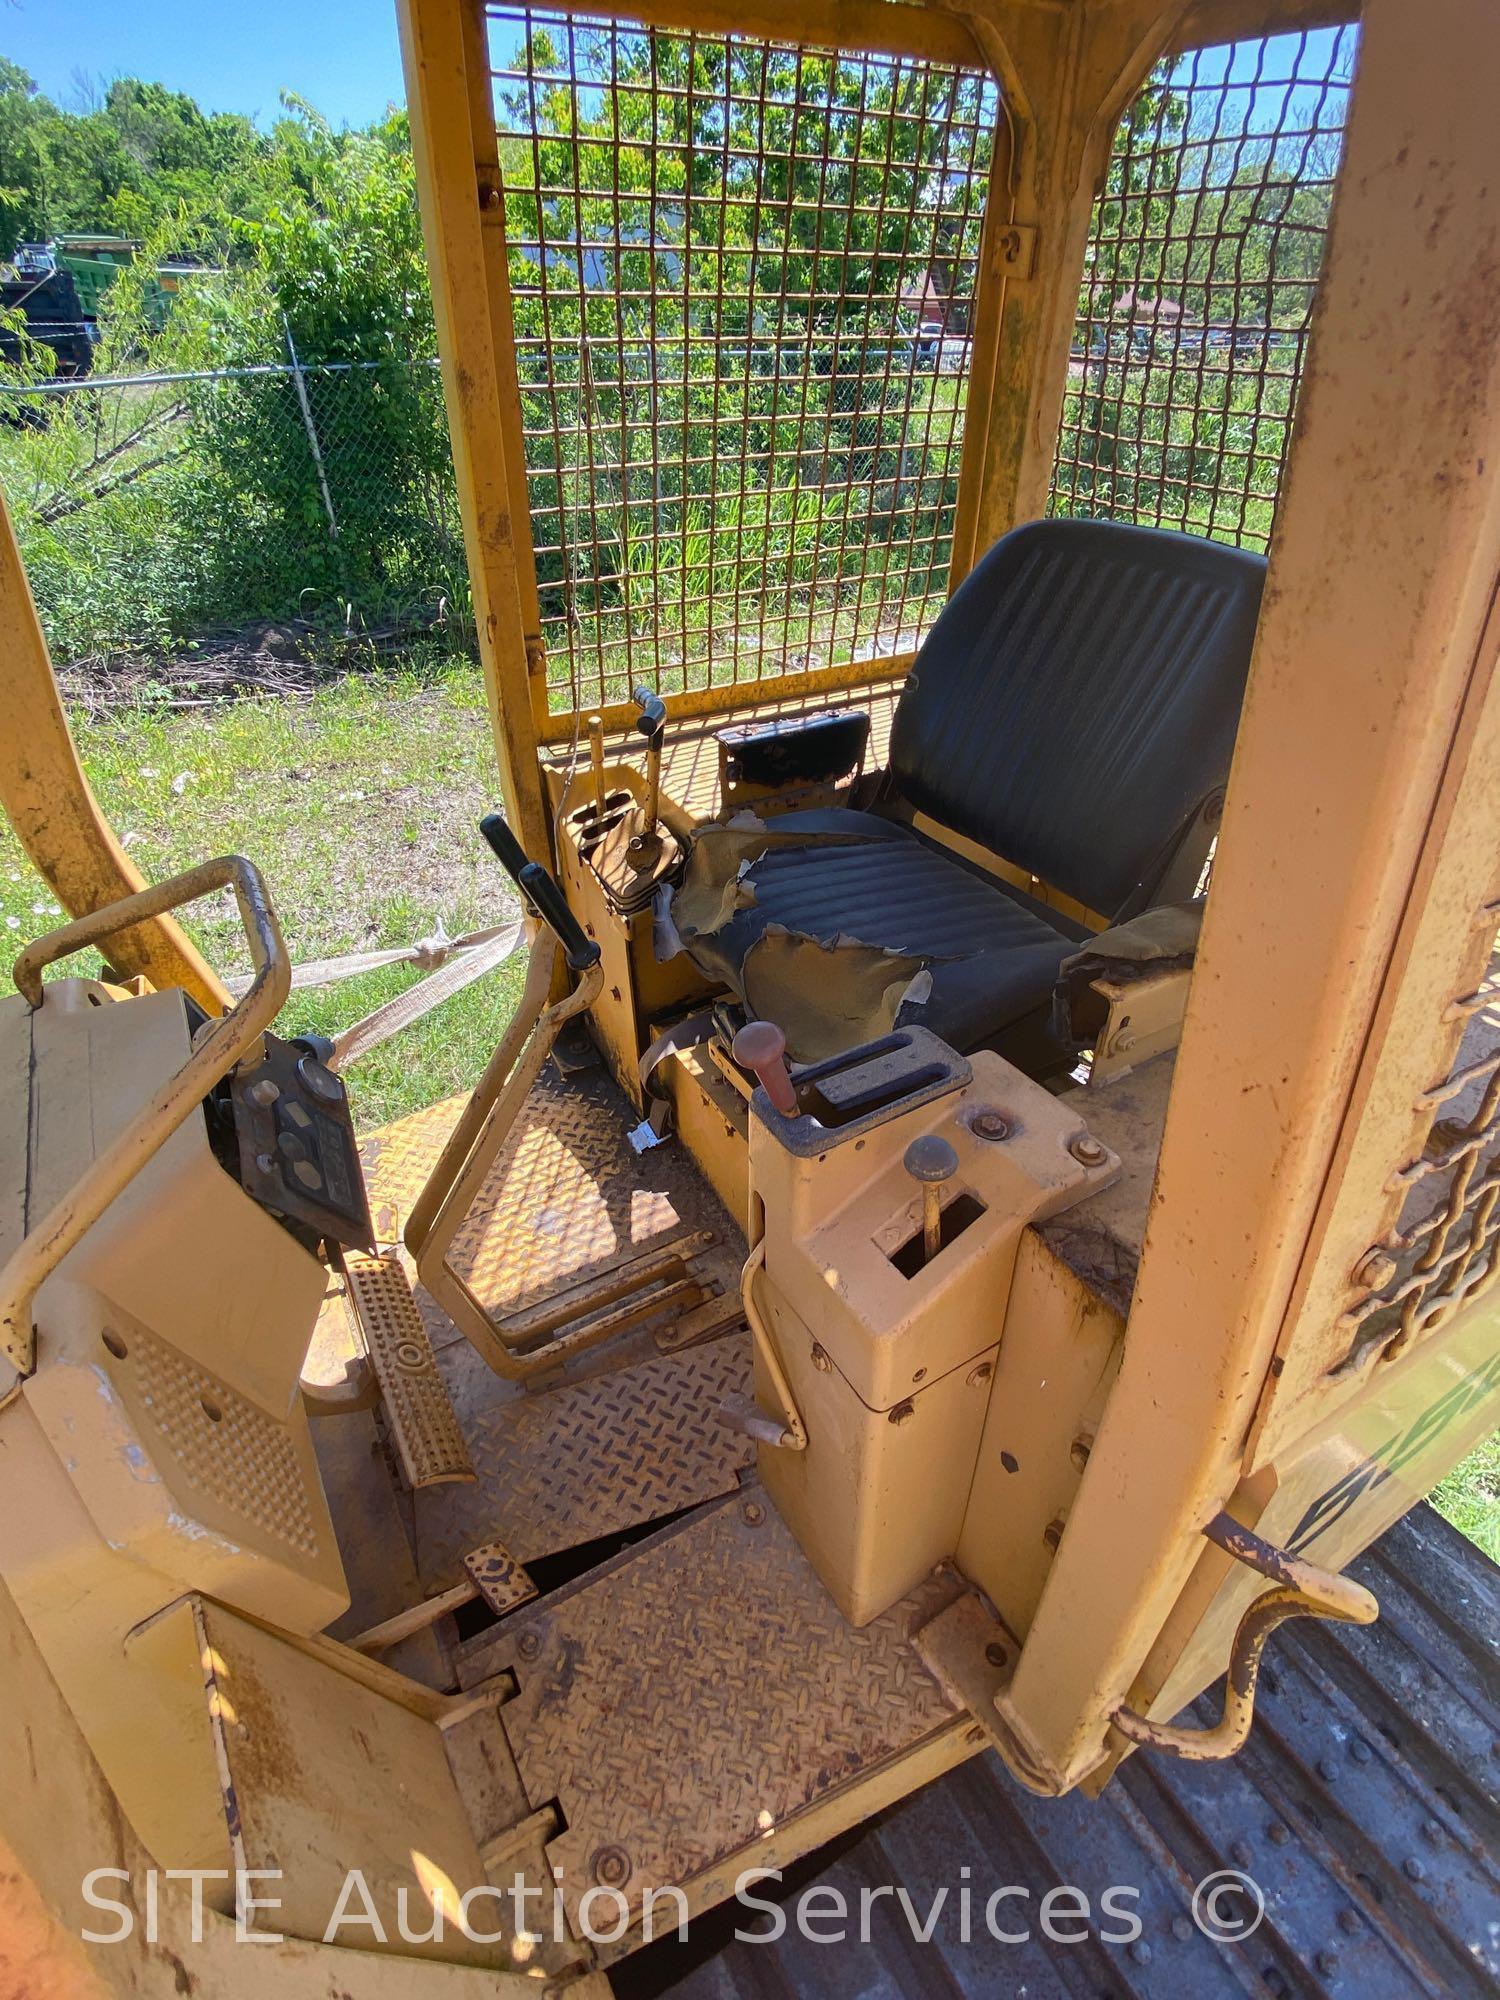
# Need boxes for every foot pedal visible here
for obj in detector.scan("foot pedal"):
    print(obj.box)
[342,1251,475,1489]
[464,1539,538,1617]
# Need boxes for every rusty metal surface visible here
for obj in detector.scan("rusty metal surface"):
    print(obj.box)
[463,1539,537,1618]
[412,1333,753,1592]
[641,1506,1500,1999]
[362,1068,739,1335]
[343,1250,475,1489]
[456,1493,964,1935]
[349,1064,754,1595]
[1336,948,1500,1373]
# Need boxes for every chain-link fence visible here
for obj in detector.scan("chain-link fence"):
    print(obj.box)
[0,354,469,675]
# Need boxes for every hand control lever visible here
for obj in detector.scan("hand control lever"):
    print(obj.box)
[586,711,607,820]
[903,1134,958,1265]
[732,1019,798,1118]
[479,812,601,972]
[627,684,667,867]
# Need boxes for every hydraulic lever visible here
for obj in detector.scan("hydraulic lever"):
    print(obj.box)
[479,812,601,973]
[626,685,667,868]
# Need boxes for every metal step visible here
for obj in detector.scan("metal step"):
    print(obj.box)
[342,1251,475,1489]
[643,1504,1500,2000]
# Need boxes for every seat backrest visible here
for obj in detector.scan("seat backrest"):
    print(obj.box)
[887,518,1267,917]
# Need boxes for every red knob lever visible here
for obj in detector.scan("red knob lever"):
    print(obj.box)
[732,1019,798,1118]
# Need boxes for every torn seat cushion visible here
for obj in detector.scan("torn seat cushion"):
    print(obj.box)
[667,808,1088,1063]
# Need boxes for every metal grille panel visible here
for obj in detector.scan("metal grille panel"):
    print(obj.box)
[1338,939,1500,1370]
[1049,25,1358,551]
[487,5,999,715]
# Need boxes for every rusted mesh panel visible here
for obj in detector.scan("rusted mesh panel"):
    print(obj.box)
[1049,24,1358,551]
[486,6,998,716]
[1338,936,1500,1372]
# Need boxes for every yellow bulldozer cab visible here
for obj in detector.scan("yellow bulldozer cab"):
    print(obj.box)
[0,0,1497,1991]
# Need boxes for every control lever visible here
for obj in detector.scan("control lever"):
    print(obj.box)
[479,812,601,973]
[732,1019,798,1118]
[627,684,667,867]
[904,1134,958,1265]
[586,712,608,820]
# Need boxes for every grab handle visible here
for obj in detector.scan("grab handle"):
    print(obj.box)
[1110,1510,1378,1762]
[3,855,290,1386]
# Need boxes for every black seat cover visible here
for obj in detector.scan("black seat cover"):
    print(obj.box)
[670,519,1266,1063]
[889,517,1266,917]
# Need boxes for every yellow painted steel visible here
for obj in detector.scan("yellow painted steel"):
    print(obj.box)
[0,493,230,1012]
[0,856,289,1382]
[397,0,553,862]
[996,0,1500,1790]
[536,651,917,745]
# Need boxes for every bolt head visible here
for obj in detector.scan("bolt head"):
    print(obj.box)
[1352,1245,1397,1290]
[1069,1133,1108,1167]
[592,1845,631,1889]
[516,1631,542,1662]
[888,1399,916,1427]
[742,1500,765,1526]
[246,1076,280,1108]
[970,1108,1010,1142]
[966,1360,993,1388]
[984,1641,1008,1669]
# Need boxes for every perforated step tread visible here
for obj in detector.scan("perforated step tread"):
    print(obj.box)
[343,1252,475,1489]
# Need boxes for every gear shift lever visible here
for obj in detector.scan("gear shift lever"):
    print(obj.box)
[732,1019,798,1117]
[903,1134,958,1265]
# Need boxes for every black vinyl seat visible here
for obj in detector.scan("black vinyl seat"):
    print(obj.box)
[668,517,1267,1066]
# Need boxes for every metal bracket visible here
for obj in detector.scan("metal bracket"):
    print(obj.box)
[994,222,1038,278]
[1110,1510,1379,1762]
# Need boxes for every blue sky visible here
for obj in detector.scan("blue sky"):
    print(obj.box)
[2,0,407,129]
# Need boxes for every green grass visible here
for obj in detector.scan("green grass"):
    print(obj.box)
[0,656,528,1130]
[0,659,1493,1563]
[1431,1429,1500,1563]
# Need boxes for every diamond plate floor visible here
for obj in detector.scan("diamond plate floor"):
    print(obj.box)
[342,1065,753,1597]
[413,1331,754,1592]
[455,1494,965,1933]
[358,1067,742,1336]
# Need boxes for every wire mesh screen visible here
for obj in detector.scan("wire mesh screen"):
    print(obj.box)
[487,5,999,717]
[1049,23,1358,551]
[1338,936,1500,1374]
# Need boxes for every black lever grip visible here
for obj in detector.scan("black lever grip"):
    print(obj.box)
[479,813,601,972]
[631,685,667,740]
